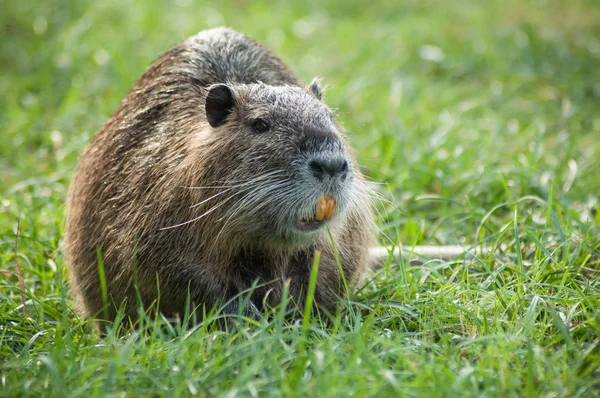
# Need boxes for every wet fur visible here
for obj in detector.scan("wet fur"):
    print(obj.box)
[65,28,375,328]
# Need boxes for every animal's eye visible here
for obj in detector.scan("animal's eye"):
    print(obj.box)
[252,118,270,133]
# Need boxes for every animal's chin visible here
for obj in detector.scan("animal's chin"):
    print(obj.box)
[249,193,346,246]
[295,219,327,232]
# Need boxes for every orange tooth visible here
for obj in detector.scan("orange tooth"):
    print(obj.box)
[315,194,336,221]
[325,195,336,219]
[315,195,328,221]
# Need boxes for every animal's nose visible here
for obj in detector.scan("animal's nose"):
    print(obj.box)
[309,157,348,180]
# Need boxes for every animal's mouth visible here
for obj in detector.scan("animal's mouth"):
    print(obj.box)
[295,194,336,232]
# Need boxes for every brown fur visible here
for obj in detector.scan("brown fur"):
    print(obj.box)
[65,28,374,329]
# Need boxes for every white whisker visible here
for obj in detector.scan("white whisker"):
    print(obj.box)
[160,170,286,230]
[214,179,293,243]
[190,186,237,208]
[183,170,284,189]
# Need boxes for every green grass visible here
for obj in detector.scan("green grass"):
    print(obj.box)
[2,0,600,396]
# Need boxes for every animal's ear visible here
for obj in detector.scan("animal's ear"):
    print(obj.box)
[205,84,235,127]
[308,77,322,100]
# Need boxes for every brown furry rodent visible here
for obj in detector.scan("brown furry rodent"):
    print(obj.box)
[65,27,374,329]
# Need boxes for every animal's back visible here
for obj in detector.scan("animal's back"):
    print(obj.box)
[177,28,301,86]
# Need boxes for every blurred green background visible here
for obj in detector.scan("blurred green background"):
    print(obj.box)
[1,1,600,395]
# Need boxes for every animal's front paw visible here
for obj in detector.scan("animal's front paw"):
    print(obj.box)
[221,298,262,321]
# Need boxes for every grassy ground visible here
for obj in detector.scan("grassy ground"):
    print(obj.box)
[2,0,600,396]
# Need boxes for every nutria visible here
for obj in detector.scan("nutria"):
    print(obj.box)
[64,27,375,329]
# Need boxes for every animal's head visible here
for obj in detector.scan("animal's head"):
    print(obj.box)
[193,80,369,247]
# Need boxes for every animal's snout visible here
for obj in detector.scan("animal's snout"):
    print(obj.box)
[309,157,348,181]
